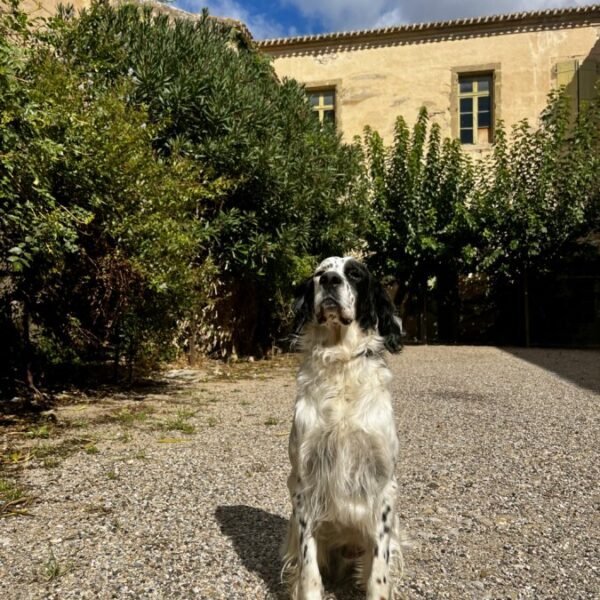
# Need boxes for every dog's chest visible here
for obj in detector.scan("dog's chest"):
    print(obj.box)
[300,363,376,423]
[295,361,395,499]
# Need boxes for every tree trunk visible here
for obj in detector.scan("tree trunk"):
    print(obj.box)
[127,339,135,386]
[22,300,42,399]
[113,324,121,382]
[23,301,35,389]
[421,275,428,344]
[437,268,459,343]
[188,312,197,365]
[523,268,531,347]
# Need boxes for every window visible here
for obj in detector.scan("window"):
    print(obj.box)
[308,89,336,126]
[458,74,493,145]
[556,59,599,117]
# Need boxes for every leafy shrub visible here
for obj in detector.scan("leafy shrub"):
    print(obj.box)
[0,0,365,394]
[363,91,600,343]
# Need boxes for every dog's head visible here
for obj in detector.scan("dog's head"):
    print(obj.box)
[293,256,402,353]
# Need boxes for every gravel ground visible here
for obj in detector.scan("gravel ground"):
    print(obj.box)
[1,346,598,599]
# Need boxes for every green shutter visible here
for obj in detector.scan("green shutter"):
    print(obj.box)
[556,60,579,116]
[578,59,599,105]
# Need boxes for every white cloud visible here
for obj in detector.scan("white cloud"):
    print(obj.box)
[176,0,595,38]
[178,0,291,39]
[373,8,404,29]
[282,0,592,32]
[281,0,398,32]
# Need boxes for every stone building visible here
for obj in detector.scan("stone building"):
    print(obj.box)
[17,0,252,39]
[20,0,190,18]
[258,5,600,152]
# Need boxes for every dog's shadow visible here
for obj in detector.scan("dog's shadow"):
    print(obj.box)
[215,505,364,600]
[215,505,289,599]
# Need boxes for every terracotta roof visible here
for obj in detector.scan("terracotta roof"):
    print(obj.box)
[257,4,600,48]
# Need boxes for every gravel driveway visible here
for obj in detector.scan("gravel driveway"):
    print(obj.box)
[1,346,598,599]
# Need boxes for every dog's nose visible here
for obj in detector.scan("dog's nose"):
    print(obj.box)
[320,271,342,287]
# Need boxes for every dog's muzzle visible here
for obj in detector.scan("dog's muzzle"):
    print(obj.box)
[317,297,353,326]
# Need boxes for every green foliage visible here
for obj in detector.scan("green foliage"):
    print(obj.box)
[363,108,473,284]
[1,5,204,380]
[473,88,600,282]
[51,0,366,356]
[363,91,599,342]
[0,0,366,390]
[1,0,598,387]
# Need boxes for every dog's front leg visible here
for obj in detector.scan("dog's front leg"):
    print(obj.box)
[366,479,399,600]
[290,482,324,600]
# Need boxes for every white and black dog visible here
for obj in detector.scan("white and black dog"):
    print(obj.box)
[282,256,403,600]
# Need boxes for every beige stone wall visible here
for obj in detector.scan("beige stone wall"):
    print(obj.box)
[18,0,199,19]
[263,25,600,152]
[19,0,91,17]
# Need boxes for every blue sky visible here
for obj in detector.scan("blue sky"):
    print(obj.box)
[173,1,592,40]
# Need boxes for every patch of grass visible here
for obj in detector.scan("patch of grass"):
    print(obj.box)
[84,444,99,455]
[33,437,96,468]
[162,409,196,434]
[41,548,70,581]
[33,445,59,459]
[240,400,250,407]
[25,425,52,439]
[264,417,278,426]
[3,449,32,467]
[166,420,195,434]
[41,457,61,469]
[176,408,195,419]
[112,406,155,427]
[106,470,119,480]
[0,477,32,518]
[133,450,147,460]
[207,416,218,428]
[69,419,90,429]
[0,478,24,503]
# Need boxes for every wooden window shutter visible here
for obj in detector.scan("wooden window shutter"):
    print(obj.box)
[578,59,599,105]
[556,60,579,115]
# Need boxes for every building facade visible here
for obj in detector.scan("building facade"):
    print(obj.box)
[17,0,251,37]
[258,6,600,153]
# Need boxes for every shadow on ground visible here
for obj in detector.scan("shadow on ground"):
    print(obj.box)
[216,505,289,599]
[501,347,600,395]
[216,505,366,600]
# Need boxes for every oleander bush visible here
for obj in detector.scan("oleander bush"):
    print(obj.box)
[0,0,365,395]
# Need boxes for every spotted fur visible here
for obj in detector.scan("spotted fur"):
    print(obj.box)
[282,257,403,599]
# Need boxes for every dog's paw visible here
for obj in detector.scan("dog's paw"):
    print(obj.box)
[299,582,325,600]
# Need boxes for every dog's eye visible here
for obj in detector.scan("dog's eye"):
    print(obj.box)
[347,269,361,280]
[314,270,324,278]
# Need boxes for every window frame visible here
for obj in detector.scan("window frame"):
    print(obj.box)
[458,75,493,145]
[308,88,336,125]
[451,64,501,149]
[305,79,342,129]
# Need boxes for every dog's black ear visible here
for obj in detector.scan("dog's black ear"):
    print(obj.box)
[373,281,403,353]
[291,277,315,336]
